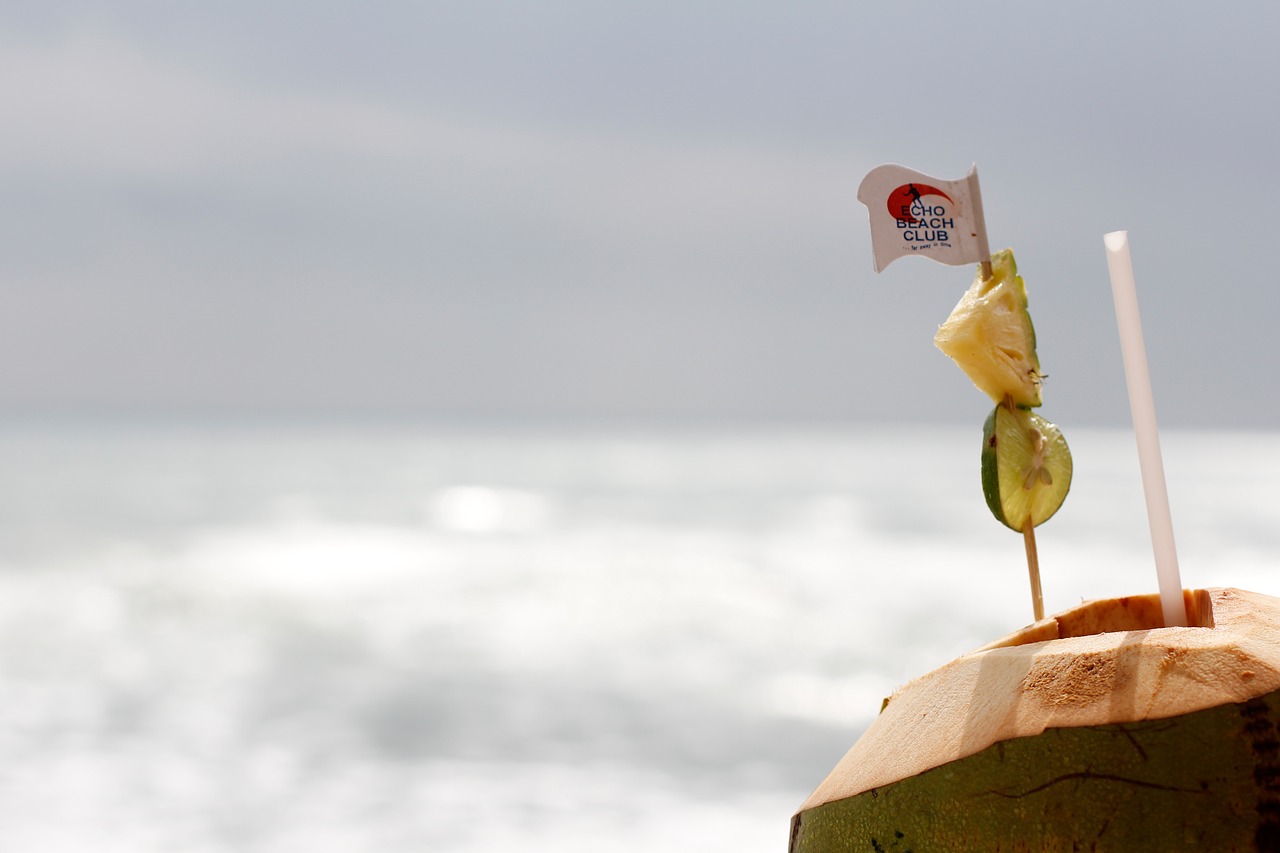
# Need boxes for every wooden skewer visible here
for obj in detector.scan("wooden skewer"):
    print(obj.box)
[1023,518,1044,622]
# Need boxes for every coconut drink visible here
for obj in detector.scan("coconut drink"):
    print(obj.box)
[791,170,1273,848]
[790,588,1280,851]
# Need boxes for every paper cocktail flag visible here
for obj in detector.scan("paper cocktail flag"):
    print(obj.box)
[857,164,991,273]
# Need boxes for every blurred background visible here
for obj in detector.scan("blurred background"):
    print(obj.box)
[1,3,1278,850]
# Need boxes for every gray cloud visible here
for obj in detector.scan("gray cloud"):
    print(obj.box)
[1,5,1277,426]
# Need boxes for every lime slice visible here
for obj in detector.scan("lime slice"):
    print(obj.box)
[981,404,1072,530]
[935,249,1043,408]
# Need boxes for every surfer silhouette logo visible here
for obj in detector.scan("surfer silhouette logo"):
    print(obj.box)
[888,182,953,224]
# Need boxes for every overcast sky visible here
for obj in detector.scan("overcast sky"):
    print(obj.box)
[2,3,1277,427]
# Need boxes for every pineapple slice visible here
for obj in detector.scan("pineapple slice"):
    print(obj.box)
[934,249,1043,408]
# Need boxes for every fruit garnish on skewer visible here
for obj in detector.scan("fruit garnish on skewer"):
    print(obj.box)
[857,165,1074,622]
[934,249,1072,621]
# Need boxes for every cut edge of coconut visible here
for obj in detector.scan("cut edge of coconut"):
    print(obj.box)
[976,587,1214,652]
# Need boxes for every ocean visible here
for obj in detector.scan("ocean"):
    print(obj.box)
[0,420,1277,851]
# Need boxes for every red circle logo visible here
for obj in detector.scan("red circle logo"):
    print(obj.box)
[887,183,952,224]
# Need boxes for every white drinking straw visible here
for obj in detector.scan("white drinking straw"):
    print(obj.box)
[1104,231,1186,628]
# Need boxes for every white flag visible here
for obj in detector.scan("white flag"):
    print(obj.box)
[857,164,991,273]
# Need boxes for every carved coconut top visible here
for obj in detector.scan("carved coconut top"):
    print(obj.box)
[799,587,1280,812]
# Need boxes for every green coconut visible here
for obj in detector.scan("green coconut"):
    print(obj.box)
[791,588,1280,851]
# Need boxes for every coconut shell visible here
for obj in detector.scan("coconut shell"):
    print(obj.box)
[791,588,1280,851]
